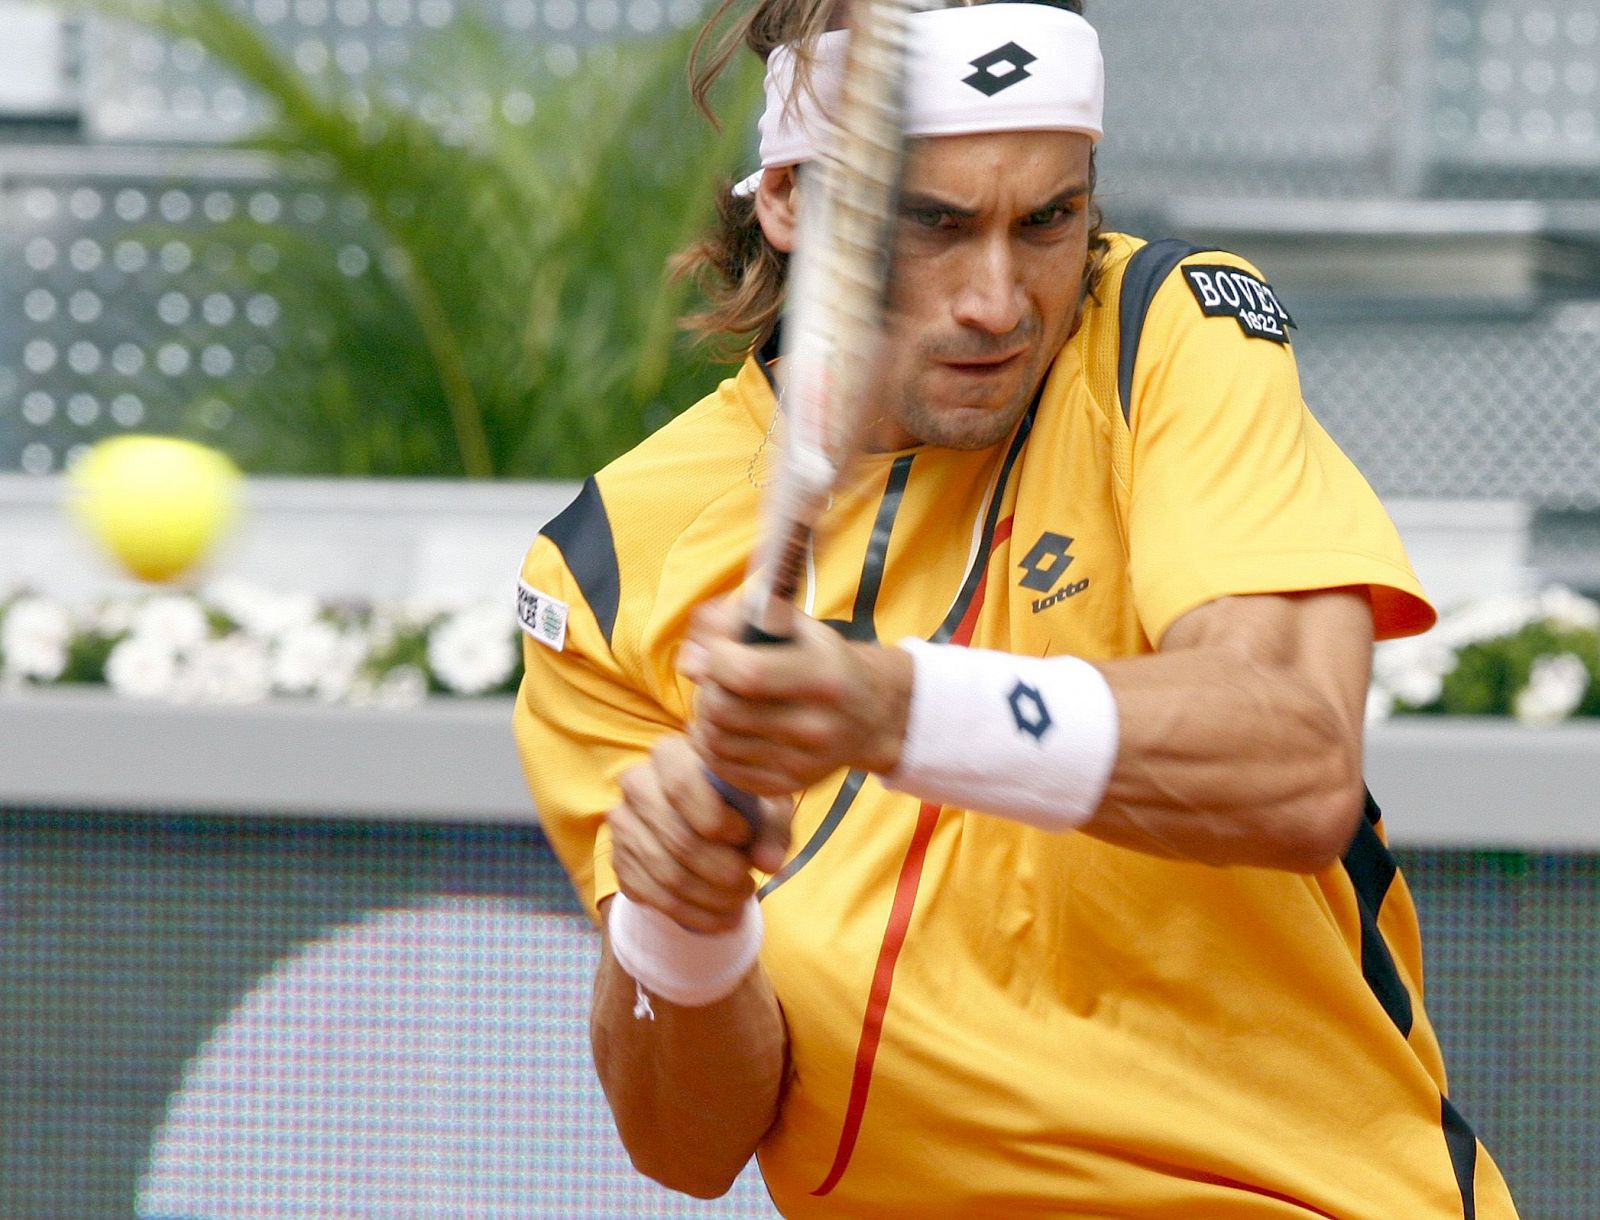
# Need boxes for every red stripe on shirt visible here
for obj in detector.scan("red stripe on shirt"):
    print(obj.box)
[811,513,1014,1197]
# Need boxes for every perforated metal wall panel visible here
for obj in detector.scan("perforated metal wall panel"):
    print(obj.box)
[82,0,705,143]
[1298,300,1600,508]
[0,154,372,475]
[1095,0,1404,201]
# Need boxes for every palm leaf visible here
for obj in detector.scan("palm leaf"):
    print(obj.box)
[67,0,762,476]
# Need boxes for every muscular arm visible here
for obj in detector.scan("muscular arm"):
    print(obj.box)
[686,587,1374,873]
[591,736,791,1197]
[592,900,788,1197]
[1085,587,1372,870]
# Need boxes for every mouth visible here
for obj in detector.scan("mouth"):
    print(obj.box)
[937,347,1028,374]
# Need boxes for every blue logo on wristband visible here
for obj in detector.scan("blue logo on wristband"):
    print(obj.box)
[1008,680,1053,741]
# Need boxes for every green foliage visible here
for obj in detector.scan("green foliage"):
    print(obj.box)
[1446,625,1594,716]
[74,0,762,477]
[58,627,124,685]
[1385,616,1600,721]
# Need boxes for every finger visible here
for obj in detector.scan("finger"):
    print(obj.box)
[612,854,747,934]
[707,622,847,704]
[688,597,747,652]
[690,723,795,793]
[697,683,841,755]
[696,679,797,739]
[618,759,756,889]
[651,736,760,849]
[609,797,753,925]
[677,638,711,683]
[748,795,793,874]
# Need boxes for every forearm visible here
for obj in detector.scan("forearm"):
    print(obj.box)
[1087,643,1364,870]
[881,592,1372,871]
[591,915,787,1198]
[690,589,1373,873]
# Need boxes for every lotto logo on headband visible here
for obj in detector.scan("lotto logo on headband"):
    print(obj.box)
[964,41,1038,96]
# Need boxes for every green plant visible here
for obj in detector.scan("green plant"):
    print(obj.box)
[1371,587,1600,724]
[75,0,762,477]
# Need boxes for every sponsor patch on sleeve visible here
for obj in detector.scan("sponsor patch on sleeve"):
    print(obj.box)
[516,579,569,652]
[1180,264,1296,344]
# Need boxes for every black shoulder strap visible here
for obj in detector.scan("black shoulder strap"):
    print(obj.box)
[1116,238,1217,424]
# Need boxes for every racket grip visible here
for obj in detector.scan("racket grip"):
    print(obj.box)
[741,622,791,646]
[704,768,765,834]
[703,617,791,832]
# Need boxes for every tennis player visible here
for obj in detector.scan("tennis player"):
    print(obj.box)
[513,1,1520,1214]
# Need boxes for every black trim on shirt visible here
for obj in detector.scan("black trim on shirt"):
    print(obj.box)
[1342,791,1414,1037]
[826,455,916,642]
[1346,791,1484,1218]
[759,770,868,899]
[1116,238,1217,425]
[755,328,782,392]
[1441,1096,1479,1220]
[762,396,1041,897]
[539,477,621,647]
[931,400,1037,643]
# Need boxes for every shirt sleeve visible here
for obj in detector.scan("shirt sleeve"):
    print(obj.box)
[511,533,679,922]
[1124,252,1436,646]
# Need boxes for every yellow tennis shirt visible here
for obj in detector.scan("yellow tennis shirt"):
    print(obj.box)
[514,234,1518,1218]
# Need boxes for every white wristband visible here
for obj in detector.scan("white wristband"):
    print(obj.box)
[606,892,764,1008]
[883,639,1119,832]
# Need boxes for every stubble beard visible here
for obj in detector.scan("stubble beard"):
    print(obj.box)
[889,295,1081,452]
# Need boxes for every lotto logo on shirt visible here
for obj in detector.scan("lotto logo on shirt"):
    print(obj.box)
[1181,265,1295,344]
[1018,531,1090,613]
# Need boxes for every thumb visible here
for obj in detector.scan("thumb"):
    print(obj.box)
[748,795,794,874]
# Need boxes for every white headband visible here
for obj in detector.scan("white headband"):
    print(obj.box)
[747,3,1103,187]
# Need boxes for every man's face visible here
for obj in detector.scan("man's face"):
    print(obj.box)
[867,129,1093,452]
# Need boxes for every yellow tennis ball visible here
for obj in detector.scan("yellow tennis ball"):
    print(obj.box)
[71,435,241,583]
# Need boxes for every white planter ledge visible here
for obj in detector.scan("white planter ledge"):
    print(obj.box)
[1,690,1596,849]
[0,687,531,824]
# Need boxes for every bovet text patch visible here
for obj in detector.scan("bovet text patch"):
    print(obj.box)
[1181,265,1295,344]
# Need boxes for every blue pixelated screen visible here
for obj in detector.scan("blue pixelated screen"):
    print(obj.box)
[0,812,1593,1218]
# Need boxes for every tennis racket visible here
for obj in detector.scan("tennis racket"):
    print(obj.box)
[706,0,922,828]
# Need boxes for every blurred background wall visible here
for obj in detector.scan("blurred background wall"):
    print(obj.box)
[0,1,1597,1216]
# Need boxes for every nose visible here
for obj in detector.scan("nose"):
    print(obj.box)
[951,237,1027,336]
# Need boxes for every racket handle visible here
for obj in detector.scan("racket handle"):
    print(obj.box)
[704,768,765,833]
[741,622,790,647]
[703,618,791,833]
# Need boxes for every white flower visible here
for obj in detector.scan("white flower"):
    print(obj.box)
[398,595,450,629]
[365,613,398,653]
[0,597,72,681]
[315,632,370,703]
[374,663,428,707]
[1537,585,1600,633]
[202,578,318,639]
[94,598,139,636]
[426,603,516,695]
[133,595,210,653]
[105,635,180,700]
[1512,653,1591,727]
[1365,686,1393,725]
[1432,593,1542,651]
[272,620,357,696]
[173,636,272,704]
[1373,638,1456,707]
